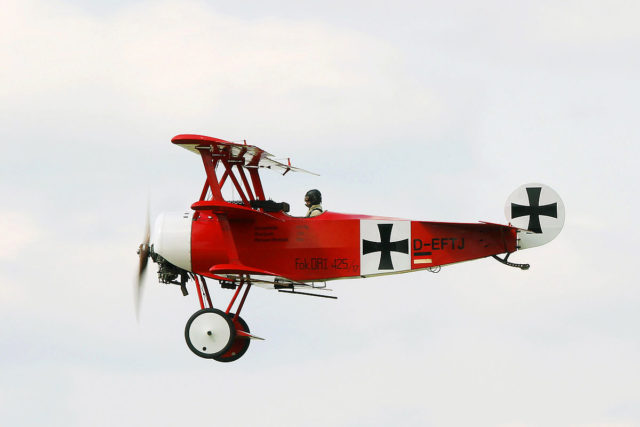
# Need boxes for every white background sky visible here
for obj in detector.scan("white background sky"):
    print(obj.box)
[1,0,639,425]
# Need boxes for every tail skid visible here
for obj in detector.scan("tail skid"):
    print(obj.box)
[492,253,530,270]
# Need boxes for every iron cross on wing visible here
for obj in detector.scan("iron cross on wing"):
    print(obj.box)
[511,187,558,233]
[362,223,409,270]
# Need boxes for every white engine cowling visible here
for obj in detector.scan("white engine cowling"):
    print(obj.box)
[152,211,193,271]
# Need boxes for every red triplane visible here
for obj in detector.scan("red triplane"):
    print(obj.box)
[137,134,565,362]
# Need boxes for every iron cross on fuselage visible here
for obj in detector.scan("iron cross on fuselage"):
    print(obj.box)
[362,223,409,270]
[511,187,557,233]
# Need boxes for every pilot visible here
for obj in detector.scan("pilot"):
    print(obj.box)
[305,189,323,217]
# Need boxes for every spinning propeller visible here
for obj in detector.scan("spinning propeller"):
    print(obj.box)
[135,205,151,319]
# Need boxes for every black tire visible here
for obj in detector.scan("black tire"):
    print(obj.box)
[213,313,251,363]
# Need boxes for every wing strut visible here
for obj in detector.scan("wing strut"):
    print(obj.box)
[195,145,265,206]
[248,168,266,200]
[198,147,225,201]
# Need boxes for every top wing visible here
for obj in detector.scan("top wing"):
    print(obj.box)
[171,134,318,176]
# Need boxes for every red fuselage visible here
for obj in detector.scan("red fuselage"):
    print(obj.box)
[191,210,518,282]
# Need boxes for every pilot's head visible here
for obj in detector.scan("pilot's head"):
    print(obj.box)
[305,189,322,207]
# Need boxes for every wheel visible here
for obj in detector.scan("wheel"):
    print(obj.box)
[213,313,251,363]
[213,314,251,362]
[185,308,236,359]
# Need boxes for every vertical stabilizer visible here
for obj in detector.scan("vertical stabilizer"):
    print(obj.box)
[505,183,565,249]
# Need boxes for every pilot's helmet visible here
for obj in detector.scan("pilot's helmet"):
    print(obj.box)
[305,189,322,205]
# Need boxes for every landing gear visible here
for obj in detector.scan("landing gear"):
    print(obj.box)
[185,308,235,358]
[213,314,251,362]
[184,275,257,362]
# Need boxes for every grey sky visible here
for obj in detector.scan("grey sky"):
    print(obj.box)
[1,0,639,426]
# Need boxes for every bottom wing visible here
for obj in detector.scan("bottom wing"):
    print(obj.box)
[205,263,331,292]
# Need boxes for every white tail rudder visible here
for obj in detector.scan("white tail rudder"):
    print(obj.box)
[505,183,565,249]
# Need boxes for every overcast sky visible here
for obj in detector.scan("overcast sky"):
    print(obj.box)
[2,0,639,426]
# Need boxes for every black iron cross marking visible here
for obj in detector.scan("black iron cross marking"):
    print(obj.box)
[511,187,557,234]
[362,224,409,270]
